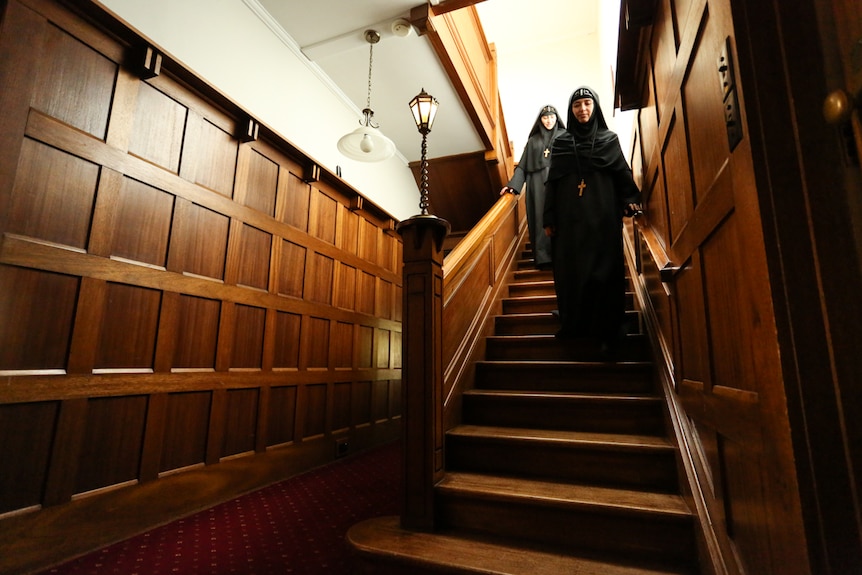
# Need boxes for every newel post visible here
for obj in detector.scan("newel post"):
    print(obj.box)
[396,214,450,531]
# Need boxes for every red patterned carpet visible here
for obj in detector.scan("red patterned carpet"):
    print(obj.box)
[40,442,400,575]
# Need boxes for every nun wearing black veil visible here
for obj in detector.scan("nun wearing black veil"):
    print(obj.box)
[542,86,641,355]
[502,105,566,269]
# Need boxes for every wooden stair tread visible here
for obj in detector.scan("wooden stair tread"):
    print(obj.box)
[448,424,674,450]
[475,359,652,368]
[439,472,692,517]
[464,389,661,402]
[349,516,694,575]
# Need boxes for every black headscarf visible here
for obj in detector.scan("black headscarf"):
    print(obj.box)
[520,105,566,173]
[547,86,627,182]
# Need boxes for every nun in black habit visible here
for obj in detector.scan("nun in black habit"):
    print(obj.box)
[543,86,641,354]
[502,105,566,268]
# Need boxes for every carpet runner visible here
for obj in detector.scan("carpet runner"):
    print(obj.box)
[40,442,400,575]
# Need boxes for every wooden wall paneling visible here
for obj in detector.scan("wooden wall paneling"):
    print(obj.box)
[266,385,297,447]
[255,384,270,452]
[0,400,59,513]
[94,282,161,372]
[230,304,266,370]
[651,0,676,126]
[42,398,88,506]
[261,308,277,372]
[372,380,389,423]
[375,278,393,319]
[0,265,79,372]
[86,168,123,258]
[9,138,100,249]
[304,316,330,370]
[205,388,228,465]
[66,277,107,374]
[339,206,360,255]
[241,147,278,217]
[221,388,259,458]
[139,392,168,482]
[215,302,236,373]
[359,217,379,264]
[74,395,148,494]
[663,104,695,243]
[352,380,373,428]
[173,200,230,281]
[333,321,354,369]
[357,271,376,315]
[272,311,301,369]
[172,294,220,370]
[279,171,311,232]
[31,22,115,140]
[0,0,43,232]
[357,325,374,369]
[391,330,402,370]
[160,391,211,474]
[234,224,272,290]
[335,262,357,310]
[187,117,238,199]
[303,383,327,439]
[308,252,334,305]
[277,239,306,298]
[127,82,186,173]
[333,381,351,433]
[309,187,333,244]
[376,328,391,369]
[0,0,403,533]
[153,292,178,372]
[110,177,176,268]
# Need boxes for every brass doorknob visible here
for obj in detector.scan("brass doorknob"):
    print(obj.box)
[823,89,856,125]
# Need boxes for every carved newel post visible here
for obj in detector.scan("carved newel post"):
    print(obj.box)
[399,88,447,530]
[397,214,449,530]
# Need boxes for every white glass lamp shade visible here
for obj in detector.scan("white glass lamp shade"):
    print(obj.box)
[337,125,396,162]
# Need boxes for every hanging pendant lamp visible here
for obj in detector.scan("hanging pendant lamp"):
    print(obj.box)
[337,30,396,162]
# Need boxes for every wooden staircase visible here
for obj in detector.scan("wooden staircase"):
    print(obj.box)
[348,247,700,574]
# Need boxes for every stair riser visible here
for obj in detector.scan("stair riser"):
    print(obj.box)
[446,438,679,491]
[436,494,696,564]
[508,284,556,298]
[485,337,649,361]
[502,298,558,314]
[474,363,655,393]
[463,397,665,435]
[493,312,642,337]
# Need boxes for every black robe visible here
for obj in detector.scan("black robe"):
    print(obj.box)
[506,107,565,266]
[543,87,641,345]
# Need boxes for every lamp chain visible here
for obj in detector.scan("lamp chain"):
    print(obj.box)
[366,42,374,111]
[419,132,430,215]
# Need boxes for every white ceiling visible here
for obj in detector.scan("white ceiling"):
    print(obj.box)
[254,0,616,164]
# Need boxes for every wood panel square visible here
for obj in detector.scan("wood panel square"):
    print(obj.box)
[231,304,265,369]
[273,311,301,369]
[31,25,115,139]
[111,178,175,267]
[332,381,351,432]
[305,317,329,369]
[0,265,78,371]
[75,396,147,494]
[9,140,100,249]
[267,385,297,446]
[129,83,187,173]
[172,295,220,370]
[235,224,272,290]
[188,119,238,197]
[0,402,59,513]
[95,283,161,371]
[243,149,278,216]
[222,388,259,457]
[277,240,306,298]
[160,391,210,472]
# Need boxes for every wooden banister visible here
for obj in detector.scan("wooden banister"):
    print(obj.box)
[398,192,526,530]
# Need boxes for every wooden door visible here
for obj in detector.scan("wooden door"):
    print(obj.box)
[631,0,809,573]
